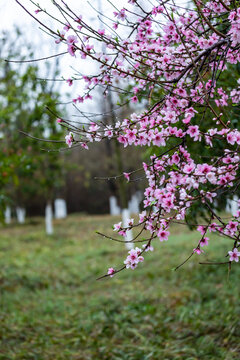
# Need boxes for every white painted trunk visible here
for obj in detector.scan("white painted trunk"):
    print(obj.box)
[4,206,11,224]
[16,207,26,224]
[128,194,140,214]
[232,195,238,217]
[109,196,121,216]
[54,199,67,219]
[45,203,53,235]
[226,196,239,216]
[122,208,134,250]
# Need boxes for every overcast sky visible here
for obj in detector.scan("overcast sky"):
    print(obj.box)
[1,0,142,118]
[0,0,171,117]
[1,1,96,30]
[1,1,110,114]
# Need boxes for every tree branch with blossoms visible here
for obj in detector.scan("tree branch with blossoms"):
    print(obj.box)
[14,0,240,278]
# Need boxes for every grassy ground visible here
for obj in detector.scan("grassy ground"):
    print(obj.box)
[0,214,239,360]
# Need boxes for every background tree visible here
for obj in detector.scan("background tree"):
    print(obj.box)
[0,28,66,217]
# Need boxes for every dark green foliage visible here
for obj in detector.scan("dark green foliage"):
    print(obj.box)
[0,29,65,210]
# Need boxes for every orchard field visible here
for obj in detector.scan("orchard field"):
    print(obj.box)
[0,214,239,360]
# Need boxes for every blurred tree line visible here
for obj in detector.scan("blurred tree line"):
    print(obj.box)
[0,28,145,218]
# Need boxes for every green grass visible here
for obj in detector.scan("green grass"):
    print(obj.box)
[0,214,239,359]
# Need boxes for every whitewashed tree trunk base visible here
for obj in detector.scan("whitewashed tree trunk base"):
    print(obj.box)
[45,203,53,235]
[54,199,67,219]
[226,195,239,216]
[232,195,238,217]
[128,193,140,214]
[4,206,11,224]
[109,196,121,216]
[16,207,26,224]
[122,208,134,250]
